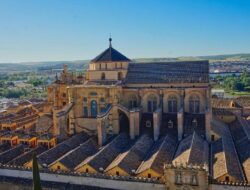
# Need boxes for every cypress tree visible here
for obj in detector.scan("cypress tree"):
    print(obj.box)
[32,152,42,190]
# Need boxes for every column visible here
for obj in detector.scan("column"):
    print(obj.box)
[153,109,162,141]
[129,110,140,139]
[97,118,106,146]
[177,108,184,141]
[129,113,135,140]
[205,109,211,142]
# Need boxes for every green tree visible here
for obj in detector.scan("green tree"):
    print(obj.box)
[32,152,42,190]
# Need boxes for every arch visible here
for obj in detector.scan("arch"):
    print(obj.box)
[185,91,205,113]
[147,94,158,112]
[118,72,123,80]
[119,110,129,133]
[101,72,106,80]
[91,100,98,117]
[189,95,200,113]
[168,95,178,113]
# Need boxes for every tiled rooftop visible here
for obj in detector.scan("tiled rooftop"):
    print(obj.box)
[211,98,237,109]
[213,108,235,116]
[125,61,209,84]
[173,132,208,166]
[0,144,26,164]
[229,117,250,182]
[0,143,11,153]
[105,134,154,175]
[91,45,130,63]
[211,119,245,181]
[51,138,98,170]
[8,146,47,166]
[211,139,227,179]
[76,133,130,172]
[235,97,250,108]
[136,134,178,175]
[38,132,89,167]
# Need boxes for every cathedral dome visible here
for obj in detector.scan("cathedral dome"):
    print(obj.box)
[91,38,131,63]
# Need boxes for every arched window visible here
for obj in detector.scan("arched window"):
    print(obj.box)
[175,172,182,184]
[191,174,198,185]
[118,72,123,80]
[168,95,177,113]
[91,100,98,117]
[147,94,157,112]
[168,120,173,128]
[128,94,137,109]
[101,72,105,80]
[83,106,88,117]
[189,95,200,113]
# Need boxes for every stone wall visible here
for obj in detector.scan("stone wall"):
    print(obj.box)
[0,168,165,190]
[0,168,249,190]
[75,118,97,133]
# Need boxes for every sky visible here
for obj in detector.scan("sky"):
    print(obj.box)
[0,0,250,63]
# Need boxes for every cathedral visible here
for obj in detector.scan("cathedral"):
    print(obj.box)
[48,38,211,145]
[44,38,215,189]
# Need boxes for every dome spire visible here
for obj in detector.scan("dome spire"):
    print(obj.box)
[109,34,112,47]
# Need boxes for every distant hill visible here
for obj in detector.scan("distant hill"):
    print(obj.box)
[180,53,250,62]
[0,53,250,73]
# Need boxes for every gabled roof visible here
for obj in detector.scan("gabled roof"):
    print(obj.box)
[212,138,245,181]
[53,138,98,170]
[211,119,245,181]
[8,146,47,166]
[105,134,153,174]
[0,144,25,164]
[75,133,130,171]
[229,117,250,181]
[172,132,209,166]
[38,132,89,166]
[136,134,177,175]
[91,39,130,63]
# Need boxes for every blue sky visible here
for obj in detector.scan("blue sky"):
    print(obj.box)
[0,0,250,63]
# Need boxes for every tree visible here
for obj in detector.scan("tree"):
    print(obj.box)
[32,152,42,190]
